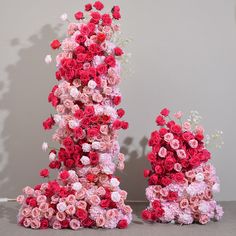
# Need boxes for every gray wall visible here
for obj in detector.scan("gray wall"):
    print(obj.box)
[0,0,236,201]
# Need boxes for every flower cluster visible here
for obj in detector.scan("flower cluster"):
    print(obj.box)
[17,1,132,230]
[142,108,223,224]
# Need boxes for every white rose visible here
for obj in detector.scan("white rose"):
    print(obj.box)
[42,142,48,151]
[44,55,52,64]
[212,183,220,192]
[68,119,79,129]
[110,178,120,187]
[80,156,90,165]
[92,142,101,150]
[72,182,82,191]
[68,170,77,178]
[111,192,121,203]
[88,80,97,89]
[70,87,79,98]
[60,13,68,21]
[82,143,91,152]
[54,114,62,123]
[49,152,56,161]
[57,202,67,212]
[195,173,204,182]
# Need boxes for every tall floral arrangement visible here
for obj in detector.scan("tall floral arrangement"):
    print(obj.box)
[142,108,223,224]
[17,1,132,230]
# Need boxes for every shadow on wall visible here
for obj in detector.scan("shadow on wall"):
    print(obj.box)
[0,24,63,198]
[116,136,150,201]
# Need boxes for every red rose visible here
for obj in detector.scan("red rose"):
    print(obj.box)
[112,120,122,130]
[117,108,125,118]
[154,165,163,174]
[113,96,121,105]
[143,169,151,178]
[43,117,55,130]
[160,108,170,117]
[87,127,99,137]
[114,47,124,56]
[149,174,158,185]
[64,159,74,168]
[75,34,86,44]
[76,208,88,221]
[161,176,172,186]
[90,12,101,24]
[84,106,95,116]
[166,120,175,129]
[155,115,166,126]
[59,170,69,180]
[74,109,84,119]
[152,200,161,210]
[154,208,164,218]
[55,70,62,81]
[97,33,106,43]
[61,219,69,228]
[100,199,110,208]
[28,198,37,207]
[93,1,104,11]
[97,64,108,75]
[117,219,128,229]
[121,121,129,130]
[88,43,101,54]
[63,137,74,148]
[141,209,152,220]
[102,14,112,26]
[40,168,49,178]
[189,156,200,167]
[182,132,194,141]
[195,133,204,141]
[112,6,120,13]
[86,173,96,182]
[105,55,116,67]
[164,156,176,171]
[89,152,99,165]
[173,172,184,183]
[171,124,182,134]
[147,152,156,162]
[40,219,49,229]
[49,160,61,169]
[113,11,121,20]
[74,11,84,20]
[167,191,178,201]
[50,39,61,49]
[85,4,92,11]
[81,218,95,227]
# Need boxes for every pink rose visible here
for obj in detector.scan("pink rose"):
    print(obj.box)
[92,93,103,103]
[36,195,47,204]
[44,208,54,219]
[96,186,106,196]
[176,149,186,159]
[164,132,174,142]
[73,78,81,87]
[30,219,41,229]
[69,219,80,230]
[21,208,31,217]
[189,139,198,148]
[39,202,49,213]
[199,214,209,224]
[63,99,74,109]
[89,195,101,206]
[158,147,167,158]
[56,105,65,114]
[179,199,189,209]
[31,207,40,218]
[106,209,119,220]
[23,186,34,195]
[66,194,76,204]
[183,121,191,131]
[174,163,182,172]
[16,195,25,204]
[174,111,183,119]
[23,218,31,228]
[66,205,76,215]
[96,215,106,227]
[170,139,180,150]
[52,220,62,230]
[76,200,87,210]
[56,211,66,221]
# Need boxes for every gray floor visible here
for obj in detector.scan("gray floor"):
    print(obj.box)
[0,202,235,236]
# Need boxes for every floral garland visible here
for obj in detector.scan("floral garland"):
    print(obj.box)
[17,1,132,230]
[142,108,223,224]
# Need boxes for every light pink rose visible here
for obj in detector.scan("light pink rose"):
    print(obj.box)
[89,195,101,206]
[56,202,67,212]
[174,111,183,119]
[195,125,204,134]
[174,163,182,172]
[56,105,65,114]
[36,195,47,204]
[183,122,191,131]
[63,99,74,109]
[23,186,34,195]
[51,195,60,204]
[189,139,198,148]
[39,202,49,213]
[170,139,180,150]
[158,147,167,158]
[199,214,209,224]
[52,220,62,230]
[92,93,103,103]
[80,93,89,103]
[44,208,54,219]
[103,87,112,96]
[106,209,119,220]
[16,195,25,204]
[121,205,132,214]
[23,218,31,228]
[76,200,87,210]
[69,219,80,230]
[96,215,106,227]
[160,188,168,197]
[66,194,76,205]
[67,23,79,35]
[66,205,76,215]
[73,79,81,88]
[83,62,91,70]
[164,132,174,142]
[179,199,189,209]
[21,208,31,217]
[31,219,41,229]
[56,211,66,221]
[31,207,40,218]
[176,149,186,159]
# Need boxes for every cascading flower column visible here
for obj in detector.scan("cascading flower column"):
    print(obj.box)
[142,108,223,225]
[17,1,132,230]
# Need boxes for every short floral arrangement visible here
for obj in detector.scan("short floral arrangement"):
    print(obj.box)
[142,108,224,224]
[17,1,132,230]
